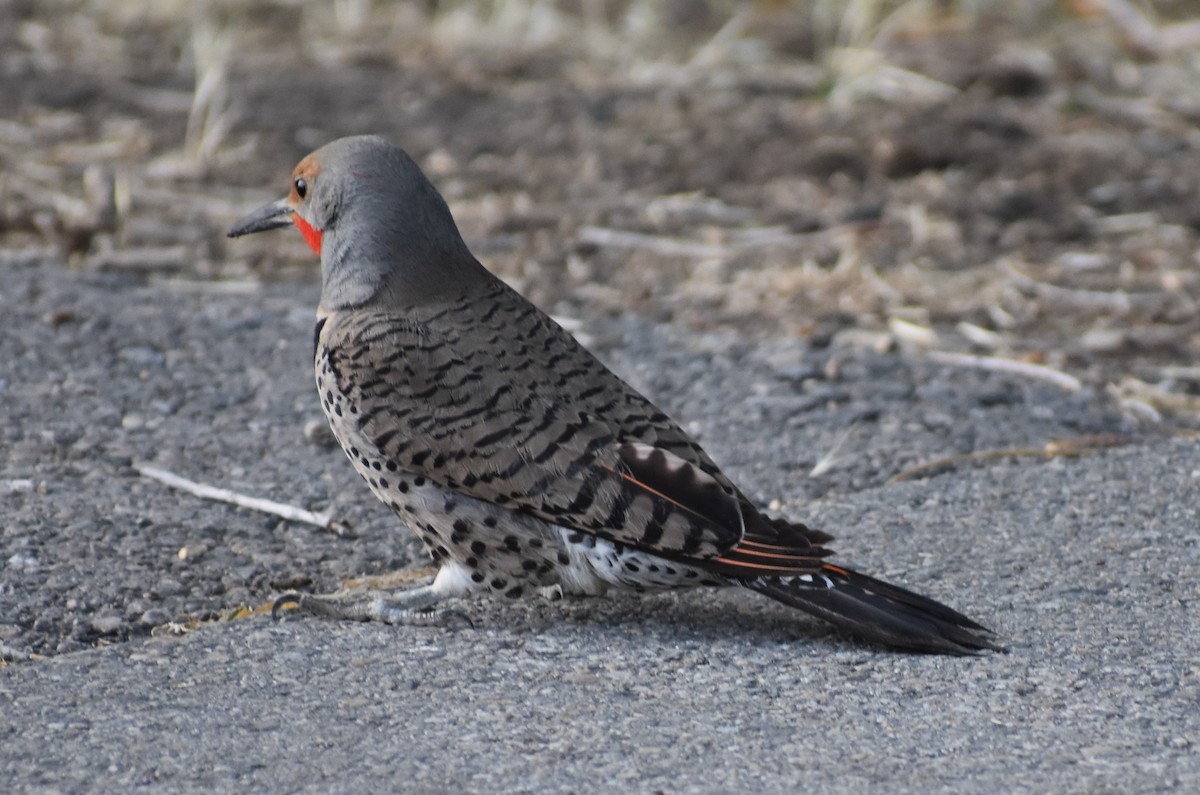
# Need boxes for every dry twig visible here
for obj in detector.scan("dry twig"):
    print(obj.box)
[890,435,1131,482]
[1003,261,1173,316]
[577,224,833,259]
[925,351,1082,392]
[135,463,340,532]
[1110,376,1200,418]
[85,246,189,272]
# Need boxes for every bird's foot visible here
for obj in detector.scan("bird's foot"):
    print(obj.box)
[271,584,474,629]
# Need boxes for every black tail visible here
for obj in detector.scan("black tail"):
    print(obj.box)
[744,564,1001,655]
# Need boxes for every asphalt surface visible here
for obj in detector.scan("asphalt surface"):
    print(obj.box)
[2,263,1198,793]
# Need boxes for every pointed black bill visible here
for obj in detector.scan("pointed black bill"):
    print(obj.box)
[227,198,293,238]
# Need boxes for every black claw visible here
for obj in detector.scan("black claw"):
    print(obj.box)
[271,593,303,621]
[441,608,475,630]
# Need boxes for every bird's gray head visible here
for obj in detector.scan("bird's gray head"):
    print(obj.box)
[228,135,483,312]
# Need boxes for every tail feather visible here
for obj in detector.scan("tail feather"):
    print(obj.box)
[744,564,1001,655]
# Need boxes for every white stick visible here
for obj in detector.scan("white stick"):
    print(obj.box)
[136,463,336,529]
[577,226,730,258]
[926,351,1082,392]
[577,225,831,259]
[1002,260,1171,316]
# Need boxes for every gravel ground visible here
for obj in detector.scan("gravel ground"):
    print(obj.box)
[2,262,1198,793]
[0,261,1137,657]
[5,4,1200,791]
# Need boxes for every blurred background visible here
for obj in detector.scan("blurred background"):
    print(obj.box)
[3,0,1200,427]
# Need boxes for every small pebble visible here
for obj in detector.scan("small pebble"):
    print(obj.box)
[90,614,124,635]
[137,609,172,628]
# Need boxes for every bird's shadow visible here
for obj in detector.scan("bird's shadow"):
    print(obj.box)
[470,588,859,651]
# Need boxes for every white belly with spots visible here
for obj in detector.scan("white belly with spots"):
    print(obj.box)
[555,528,723,594]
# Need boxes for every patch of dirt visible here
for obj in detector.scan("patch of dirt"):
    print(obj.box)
[4,3,1198,424]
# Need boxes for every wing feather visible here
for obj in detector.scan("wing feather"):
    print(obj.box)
[320,298,747,558]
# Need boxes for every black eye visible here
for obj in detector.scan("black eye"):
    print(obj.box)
[294,177,308,198]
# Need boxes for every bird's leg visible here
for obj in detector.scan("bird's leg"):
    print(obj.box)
[272,562,476,628]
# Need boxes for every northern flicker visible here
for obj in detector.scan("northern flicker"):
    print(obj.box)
[229,135,998,654]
